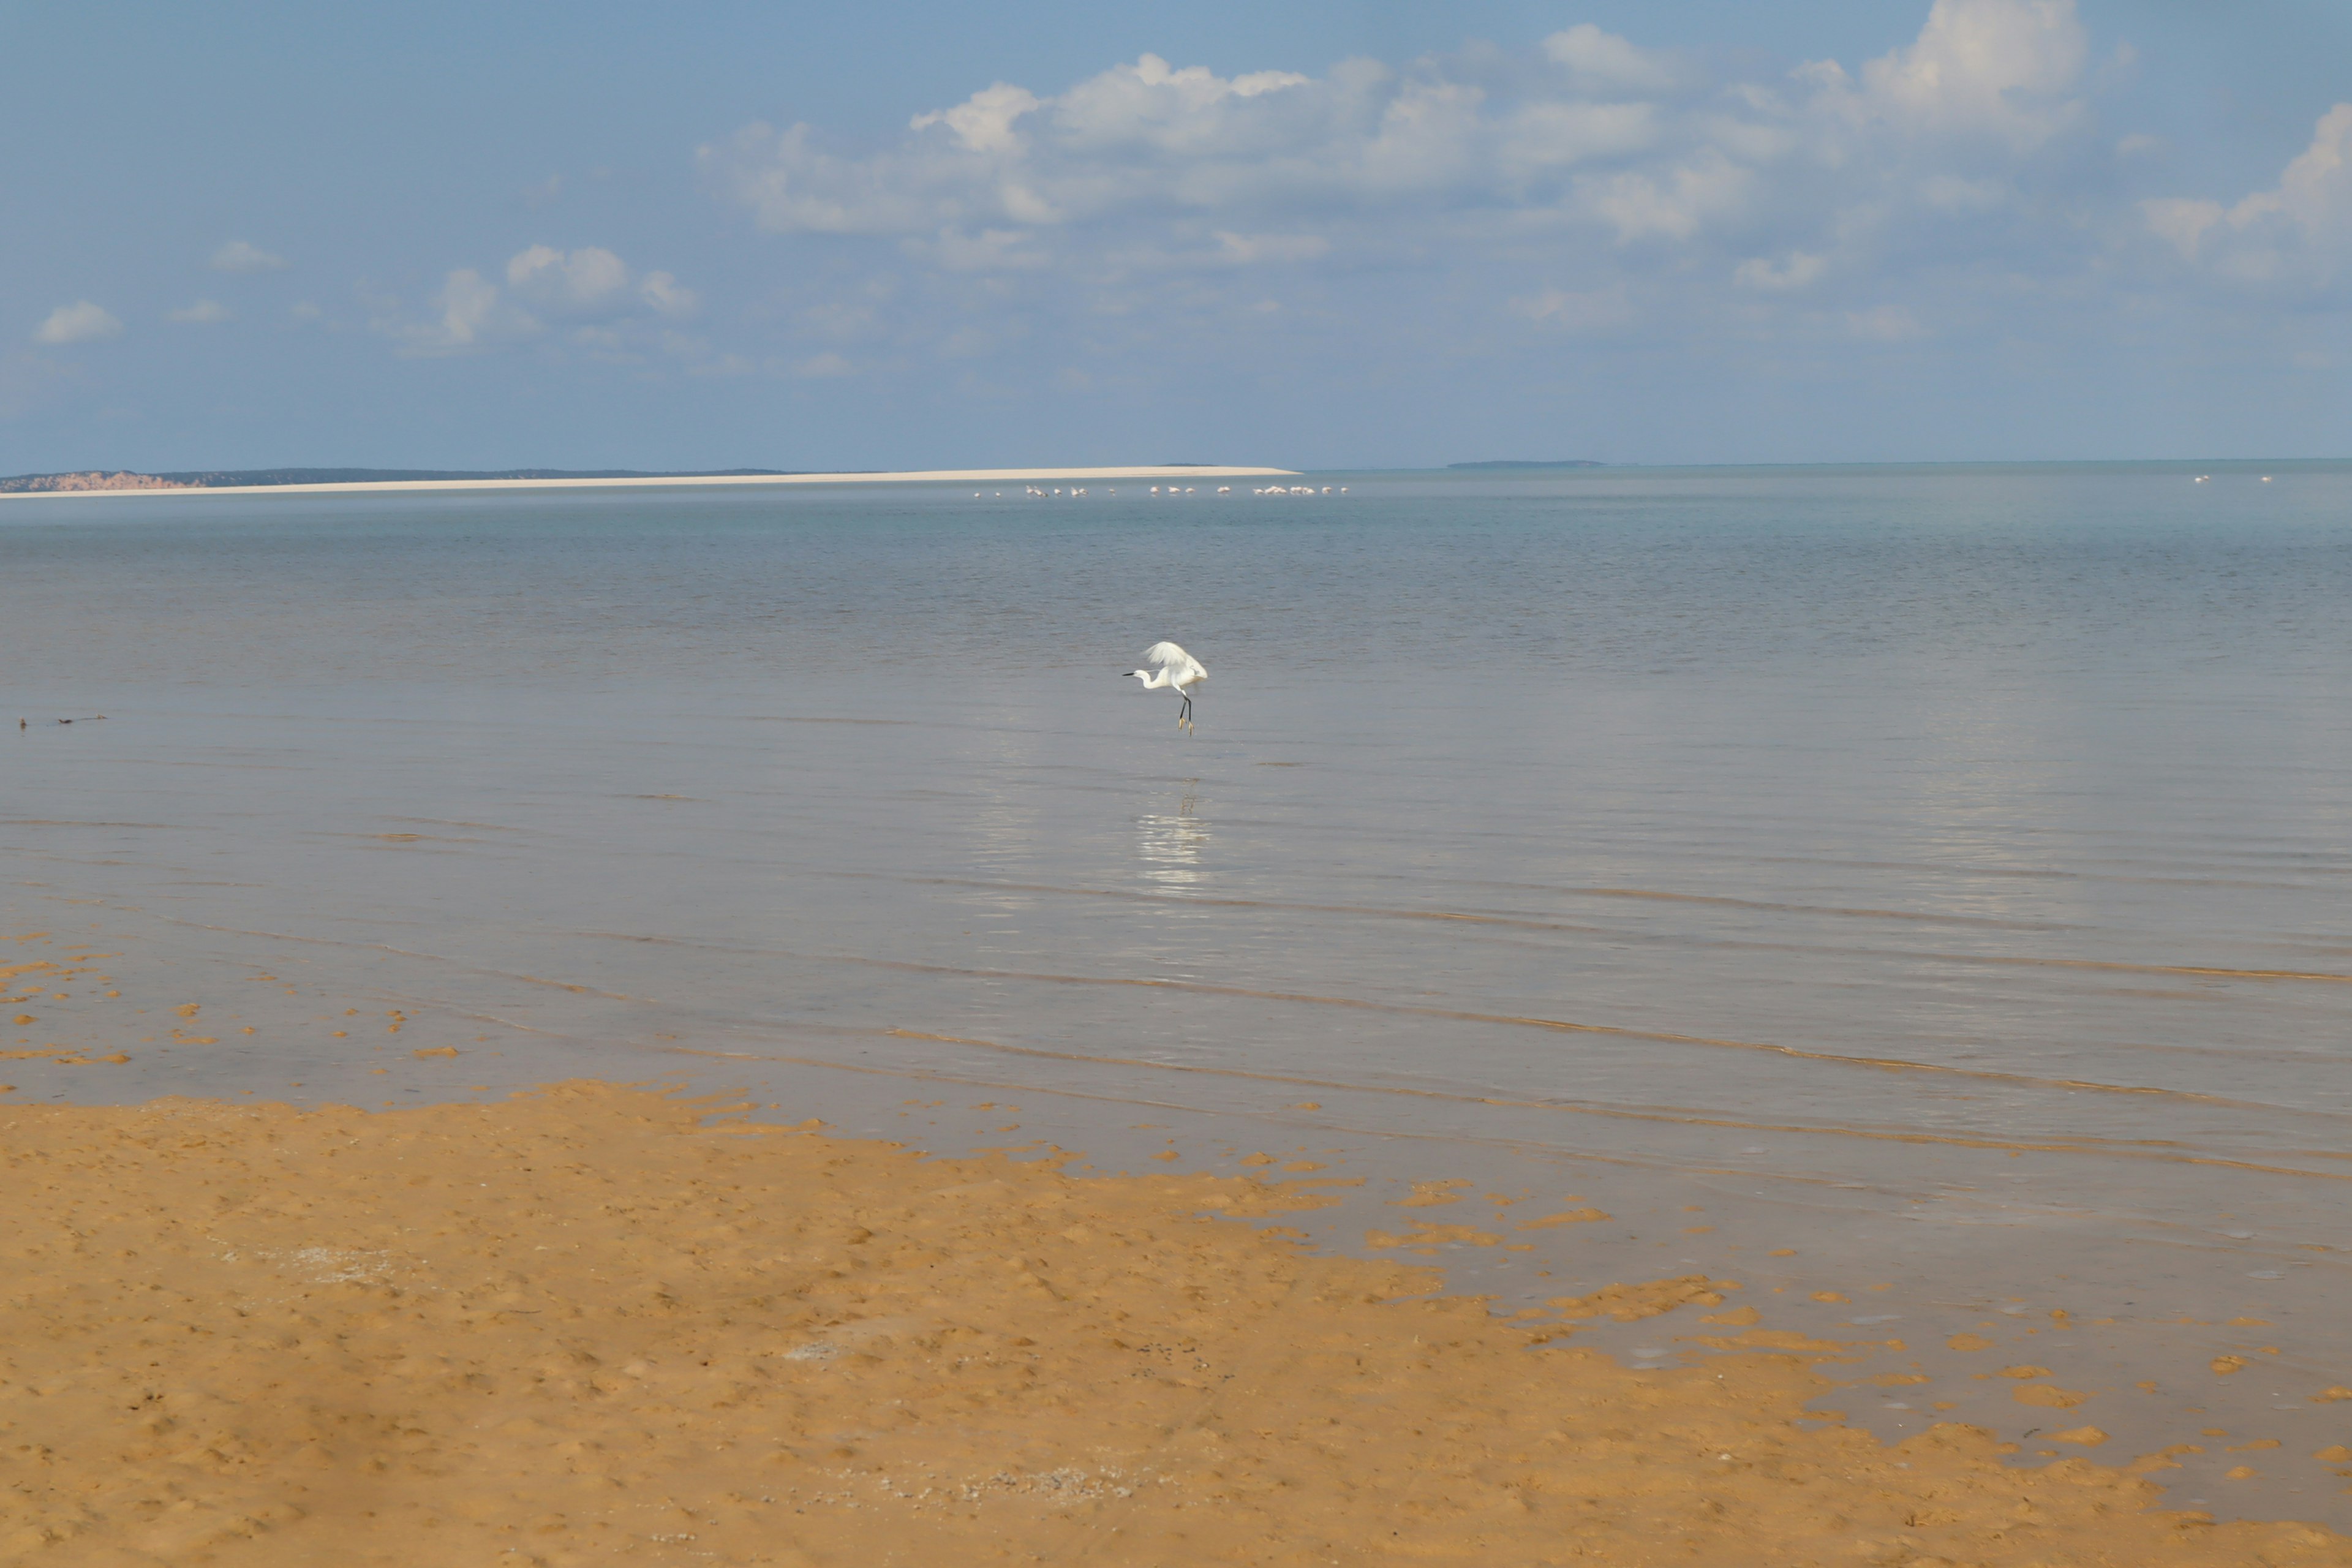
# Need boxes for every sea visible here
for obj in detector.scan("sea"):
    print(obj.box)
[5,462,2349,1523]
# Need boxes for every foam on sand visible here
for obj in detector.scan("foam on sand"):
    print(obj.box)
[3,1081,2343,1564]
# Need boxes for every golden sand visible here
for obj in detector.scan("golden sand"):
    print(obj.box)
[2,1084,2346,1566]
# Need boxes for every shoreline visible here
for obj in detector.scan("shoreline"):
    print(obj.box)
[0,464,1297,501]
[3,1080,2344,1564]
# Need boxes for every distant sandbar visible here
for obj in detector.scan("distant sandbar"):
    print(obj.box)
[0,464,1297,500]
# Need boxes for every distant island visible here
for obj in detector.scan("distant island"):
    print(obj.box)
[1445,460,1605,470]
[0,466,794,494]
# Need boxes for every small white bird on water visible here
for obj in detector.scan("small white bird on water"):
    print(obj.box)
[1128,640,1207,734]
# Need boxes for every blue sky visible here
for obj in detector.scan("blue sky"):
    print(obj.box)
[3,1,2348,471]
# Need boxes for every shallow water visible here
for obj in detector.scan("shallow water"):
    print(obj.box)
[6,465,2350,1520]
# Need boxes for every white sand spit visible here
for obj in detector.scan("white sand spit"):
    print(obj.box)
[0,465,1298,500]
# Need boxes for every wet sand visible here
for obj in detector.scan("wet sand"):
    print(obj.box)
[4,1082,2346,1566]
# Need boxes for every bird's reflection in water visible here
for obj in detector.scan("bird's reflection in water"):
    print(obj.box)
[1134,783,1208,888]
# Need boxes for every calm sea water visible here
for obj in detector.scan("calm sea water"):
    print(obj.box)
[6,465,2350,1519]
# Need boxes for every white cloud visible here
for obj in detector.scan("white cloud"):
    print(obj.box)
[1815,0,2089,149]
[2143,103,2352,288]
[639,271,697,317]
[502,246,699,319]
[695,0,2229,375]
[2143,197,2222,261]
[505,244,631,308]
[793,351,853,377]
[34,301,123,344]
[1542,25,1676,94]
[383,247,699,355]
[398,268,508,355]
[1498,101,1659,179]
[911,82,1042,154]
[1578,150,1754,242]
[169,300,230,324]
[706,0,2098,285]
[704,51,1512,238]
[211,239,288,273]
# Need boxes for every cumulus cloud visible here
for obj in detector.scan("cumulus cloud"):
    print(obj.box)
[679,0,2317,386]
[701,0,2105,320]
[396,268,509,355]
[385,246,699,355]
[506,244,630,307]
[1578,150,1754,242]
[169,300,230,324]
[2144,103,2352,289]
[211,239,288,273]
[1807,0,2088,150]
[704,50,1655,241]
[639,271,698,317]
[34,301,123,344]
[911,83,1043,155]
[1542,25,1677,94]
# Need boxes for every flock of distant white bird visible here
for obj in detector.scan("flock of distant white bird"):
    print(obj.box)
[1083,473,2278,744]
[974,483,1348,497]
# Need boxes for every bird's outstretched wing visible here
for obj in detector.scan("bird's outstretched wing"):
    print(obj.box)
[1142,641,1207,682]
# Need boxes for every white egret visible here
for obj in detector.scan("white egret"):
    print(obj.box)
[1128,640,1208,734]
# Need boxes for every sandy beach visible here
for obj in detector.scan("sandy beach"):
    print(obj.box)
[0,466,1295,501]
[3,1078,2346,1566]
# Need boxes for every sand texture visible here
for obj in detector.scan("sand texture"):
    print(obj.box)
[2,1084,2346,1566]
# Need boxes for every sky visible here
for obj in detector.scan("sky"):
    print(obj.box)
[2,0,2348,472]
